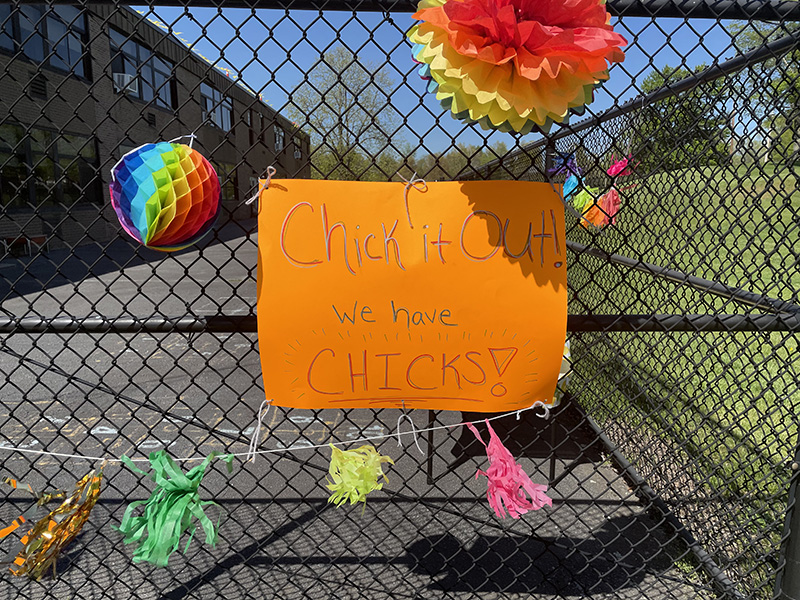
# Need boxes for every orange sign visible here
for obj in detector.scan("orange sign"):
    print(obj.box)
[257,180,567,412]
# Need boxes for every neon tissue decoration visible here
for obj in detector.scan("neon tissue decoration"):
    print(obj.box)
[116,451,233,566]
[109,142,221,251]
[408,0,627,133]
[326,444,394,507]
[567,154,634,229]
[467,420,551,519]
[599,187,621,226]
[579,187,619,229]
[548,153,580,177]
[606,154,634,177]
[563,174,580,202]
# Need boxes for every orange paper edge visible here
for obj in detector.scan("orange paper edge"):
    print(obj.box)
[257,179,567,412]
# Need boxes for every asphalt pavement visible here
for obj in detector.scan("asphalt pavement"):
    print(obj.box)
[0,223,705,599]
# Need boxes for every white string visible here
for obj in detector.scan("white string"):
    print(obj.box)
[169,133,197,149]
[396,413,424,455]
[516,400,550,421]
[245,165,276,205]
[245,399,273,463]
[0,402,552,466]
[110,134,198,182]
[398,171,427,228]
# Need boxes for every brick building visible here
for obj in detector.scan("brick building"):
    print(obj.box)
[0,5,309,253]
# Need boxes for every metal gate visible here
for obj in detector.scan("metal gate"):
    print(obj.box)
[1,0,798,598]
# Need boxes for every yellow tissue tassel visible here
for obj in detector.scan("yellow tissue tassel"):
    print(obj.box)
[327,445,394,507]
[9,467,104,580]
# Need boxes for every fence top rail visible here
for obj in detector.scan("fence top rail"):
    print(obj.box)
[460,27,800,179]
[25,0,800,19]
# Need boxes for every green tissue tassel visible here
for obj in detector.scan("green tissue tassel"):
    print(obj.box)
[572,186,600,212]
[116,450,233,566]
[326,444,394,507]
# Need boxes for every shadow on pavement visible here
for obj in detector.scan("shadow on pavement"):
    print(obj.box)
[0,218,257,302]
[199,513,674,597]
[406,514,674,595]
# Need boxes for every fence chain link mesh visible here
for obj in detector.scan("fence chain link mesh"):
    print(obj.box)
[0,1,798,599]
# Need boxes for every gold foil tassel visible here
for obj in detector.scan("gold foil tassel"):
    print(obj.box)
[1,477,65,547]
[8,467,104,580]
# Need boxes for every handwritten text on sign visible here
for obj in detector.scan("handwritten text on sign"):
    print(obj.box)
[257,180,567,412]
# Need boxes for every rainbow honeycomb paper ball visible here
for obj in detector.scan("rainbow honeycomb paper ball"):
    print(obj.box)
[109,142,221,251]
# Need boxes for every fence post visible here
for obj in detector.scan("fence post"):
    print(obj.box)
[777,444,800,600]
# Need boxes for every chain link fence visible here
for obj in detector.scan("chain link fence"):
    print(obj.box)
[0,0,798,598]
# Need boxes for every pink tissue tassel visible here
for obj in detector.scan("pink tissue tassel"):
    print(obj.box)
[467,420,552,519]
[606,155,634,177]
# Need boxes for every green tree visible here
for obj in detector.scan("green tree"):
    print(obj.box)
[287,46,401,180]
[627,65,731,172]
[726,21,800,165]
[405,142,510,181]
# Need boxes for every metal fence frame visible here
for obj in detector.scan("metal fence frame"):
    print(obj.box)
[1,0,799,598]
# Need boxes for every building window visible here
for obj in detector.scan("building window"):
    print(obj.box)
[274,125,285,152]
[0,6,89,78]
[110,29,176,110]
[292,137,302,160]
[0,124,28,207]
[56,133,99,205]
[0,6,15,52]
[213,162,237,204]
[0,125,101,207]
[201,83,232,131]
[247,109,256,146]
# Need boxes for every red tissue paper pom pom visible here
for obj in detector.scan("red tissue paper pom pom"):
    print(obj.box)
[409,0,627,133]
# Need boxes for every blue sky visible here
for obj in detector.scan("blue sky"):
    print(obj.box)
[137,6,744,154]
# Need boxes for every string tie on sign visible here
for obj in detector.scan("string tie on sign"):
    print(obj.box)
[245,399,273,463]
[517,400,550,421]
[396,409,424,455]
[245,165,277,206]
[398,172,427,228]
